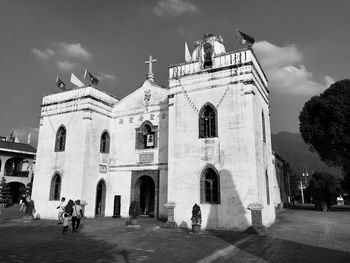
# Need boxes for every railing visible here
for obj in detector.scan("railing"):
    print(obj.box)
[5,171,29,177]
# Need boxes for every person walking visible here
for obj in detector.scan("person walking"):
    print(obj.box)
[62,213,70,234]
[56,197,66,224]
[71,200,83,232]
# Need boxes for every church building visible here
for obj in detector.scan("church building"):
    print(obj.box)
[32,33,281,229]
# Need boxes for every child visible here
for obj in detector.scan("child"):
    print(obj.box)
[62,213,70,234]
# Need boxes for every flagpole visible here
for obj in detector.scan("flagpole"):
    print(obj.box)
[83,69,88,87]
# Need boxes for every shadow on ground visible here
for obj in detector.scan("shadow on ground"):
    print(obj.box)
[209,209,350,263]
[0,224,129,263]
[291,203,350,212]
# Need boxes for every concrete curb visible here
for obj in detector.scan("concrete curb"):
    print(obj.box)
[196,236,251,263]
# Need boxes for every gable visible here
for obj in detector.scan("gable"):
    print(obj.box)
[113,80,168,112]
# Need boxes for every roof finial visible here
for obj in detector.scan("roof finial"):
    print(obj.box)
[145,55,157,82]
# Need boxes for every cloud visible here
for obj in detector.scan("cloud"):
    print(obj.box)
[58,42,92,60]
[253,41,333,96]
[57,60,77,71]
[99,72,115,80]
[32,48,55,59]
[253,41,303,69]
[153,0,198,17]
[32,42,92,72]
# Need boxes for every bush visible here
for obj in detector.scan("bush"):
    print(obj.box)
[309,172,338,210]
[0,177,12,205]
[191,203,202,225]
[129,201,141,218]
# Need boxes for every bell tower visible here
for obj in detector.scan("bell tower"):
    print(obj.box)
[166,33,276,230]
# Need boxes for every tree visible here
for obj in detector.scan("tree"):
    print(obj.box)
[299,79,350,188]
[308,172,338,211]
[0,177,12,206]
[283,161,300,197]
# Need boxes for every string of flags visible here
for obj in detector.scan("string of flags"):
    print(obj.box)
[55,69,99,91]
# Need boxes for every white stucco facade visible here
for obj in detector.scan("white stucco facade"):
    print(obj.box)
[32,33,280,229]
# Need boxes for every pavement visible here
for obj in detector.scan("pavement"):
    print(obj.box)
[1,204,350,263]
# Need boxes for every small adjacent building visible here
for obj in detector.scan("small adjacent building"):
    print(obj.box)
[0,137,36,202]
[273,152,291,207]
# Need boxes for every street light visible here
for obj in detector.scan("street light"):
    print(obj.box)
[300,168,309,204]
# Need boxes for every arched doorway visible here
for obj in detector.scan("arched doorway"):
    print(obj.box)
[8,182,26,203]
[95,180,106,217]
[135,176,155,217]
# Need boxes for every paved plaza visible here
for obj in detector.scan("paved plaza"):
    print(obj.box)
[1,206,350,262]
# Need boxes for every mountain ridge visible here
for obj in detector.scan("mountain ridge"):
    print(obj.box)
[271,131,342,179]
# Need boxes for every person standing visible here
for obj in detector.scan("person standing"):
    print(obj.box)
[19,194,26,211]
[56,197,66,224]
[24,195,35,222]
[71,200,83,232]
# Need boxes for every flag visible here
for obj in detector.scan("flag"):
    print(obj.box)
[56,76,66,90]
[84,69,99,86]
[70,73,85,88]
[27,132,31,145]
[185,42,191,62]
[8,129,15,142]
[237,30,255,46]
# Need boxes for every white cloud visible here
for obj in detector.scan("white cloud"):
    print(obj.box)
[32,48,55,59]
[58,42,92,60]
[253,41,302,68]
[324,76,335,87]
[33,42,92,71]
[153,0,198,17]
[99,73,115,80]
[57,60,76,71]
[253,41,333,96]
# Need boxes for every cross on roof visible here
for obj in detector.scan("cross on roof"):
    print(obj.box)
[145,55,157,81]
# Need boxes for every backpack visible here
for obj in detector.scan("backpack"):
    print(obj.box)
[64,199,75,216]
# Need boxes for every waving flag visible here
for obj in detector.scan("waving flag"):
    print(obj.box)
[56,76,66,90]
[84,69,99,86]
[237,30,255,47]
[70,73,85,88]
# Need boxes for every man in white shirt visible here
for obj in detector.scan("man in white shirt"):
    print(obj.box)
[56,197,66,224]
[72,199,83,232]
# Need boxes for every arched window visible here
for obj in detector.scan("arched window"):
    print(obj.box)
[262,111,266,143]
[200,167,220,204]
[199,104,217,138]
[55,126,66,152]
[100,131,110,153]
[266,171,270,205]
[50,174,61,200]
[4,157,25,176]
[135,121,157,149]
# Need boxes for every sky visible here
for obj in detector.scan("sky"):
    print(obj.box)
[0,0,349,147]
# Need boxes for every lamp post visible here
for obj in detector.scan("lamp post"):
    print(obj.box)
[300,168,309,204]
[300,180,305,204]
